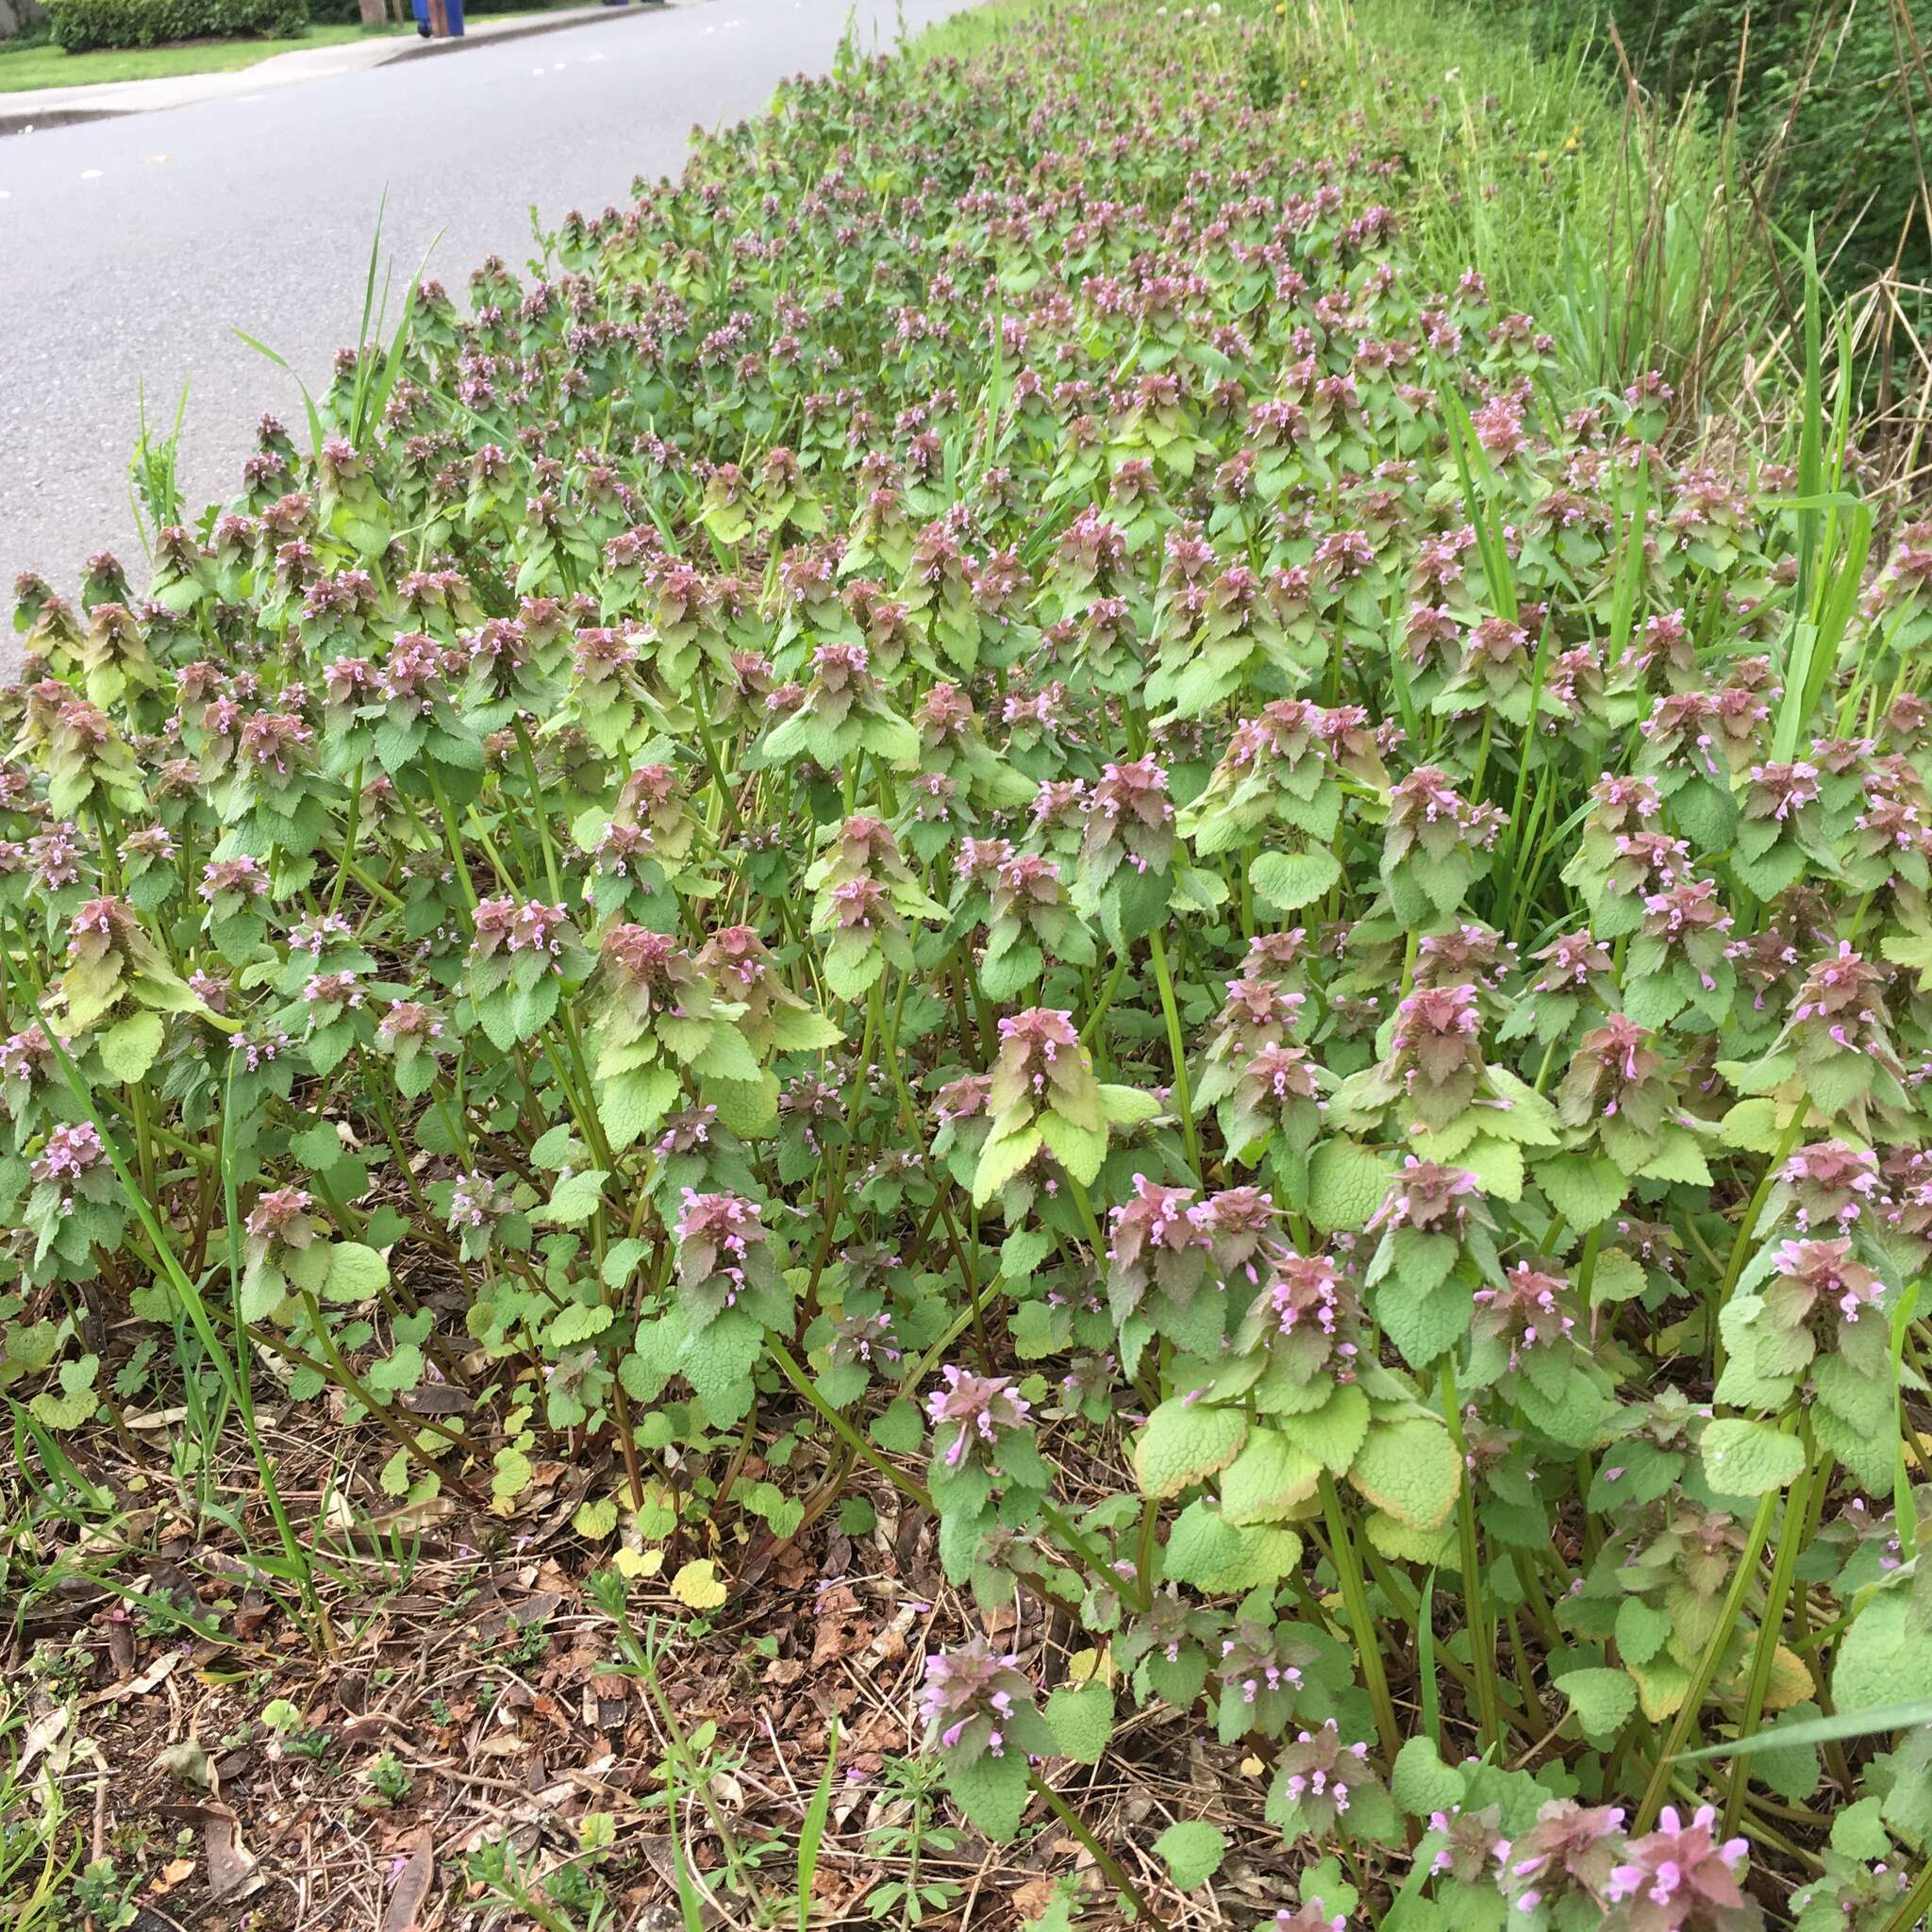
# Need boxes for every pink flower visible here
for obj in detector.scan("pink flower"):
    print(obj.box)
[924,1366,1031,1472]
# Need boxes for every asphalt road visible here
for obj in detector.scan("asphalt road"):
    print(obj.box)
[0,0,974,606]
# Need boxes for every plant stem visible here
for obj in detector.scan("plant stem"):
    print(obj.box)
[1722,1440,1813,1838]
[1025,1772,1161,1924]
[328,762,363,916]
[1319,1470,1402,1766]
[1711,1108,1807,1375]
[31,1012,329,1643]
[1633,1473,1784,1833]
[1038,1495,1148,1612]
[425,764,479,911]
[512,718,563,904]
[1441,1359,1503,1757]
[768,1336,933,1513]
[1146,925,1204,1183]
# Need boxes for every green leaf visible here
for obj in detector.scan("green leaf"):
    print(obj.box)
[1615,1596,1674,1668]
[1457,1135,1523,1201]
[1219,1427,1322,1524]
[1829,1795,1891,1861]
[1161,1497,1247,1585]
[1277,1381,1371,1475]
[316,1241,388,1306]
[599,1066,682,1151]
[1371,1271,1471,1371]
[603,1239,649,1291]
[1700,1419,1805,1496]
[870,1397,924,1456]
[491,1445,533,1503]
[1097,1082,1158,1126]
[536,1168,610,1224]
[1132,1400,1248,1500]
[709,1071,779,1139]
[1043,1682,1112,1765]
[1633,1126,1711,1187]
[365,1344,423,1391]
[1363,1511,1457,1568]
[98,1009,164,1084]
[1752,1703,1825,1803]
[548,1302,614,1345]
[1000,1227,1054,1281]
[573,1497,619,1540]
[943,1749,1030,1841]
[1039,1110,1107,1186]
[1250,845,1341,913]
[1557,1667,1637,1741]
[1717,1096,1785,1154]
[1307,1139,1392,1233]
[1590,1248,1649,1307]
[1153,1820,1226,1891]
[28,1353,98,1430]
[1534,1155,1627,1230]
[1832,1593,1932,1714]
[1391,1736,1465,1818]
[1346,1419,1460,1531]
[973,1124,1042,1206]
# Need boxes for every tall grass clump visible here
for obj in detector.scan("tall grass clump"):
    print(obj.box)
[3,1,1931,1925]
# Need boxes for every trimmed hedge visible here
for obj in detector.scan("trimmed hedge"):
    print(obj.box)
[45,0,305,51]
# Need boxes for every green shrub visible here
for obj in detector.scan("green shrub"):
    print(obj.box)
[44,0,306,53]
[1476,0,1932,291]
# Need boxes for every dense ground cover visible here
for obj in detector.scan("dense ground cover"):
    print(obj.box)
[3,1,1931,1927]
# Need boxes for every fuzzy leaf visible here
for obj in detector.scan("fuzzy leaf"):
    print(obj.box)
[536,1168,610,1225]
[1535,1155,1628,1231]
[942,1749,1030,1842]
[1557,1667,1637,1740]
[324,1241,390,1306]
[1346,1419,1460,1531]
[974,1124,1043,1206]
[1307,1139,1392,1233]
[1700,1419,1804,1496]
[99,1009,164,1084]
[1132,1400,1248,1500]
[1615,1596,1674,1668]
[1833,1592,1932,1714]
[1277,1382,1371,1475]
[1219,1426,1322,1524]
[1250,845,1341,912]
[1391,1736,1465,1817]
[1043,1682,1112,1764]
[1153,1821,1226,1891]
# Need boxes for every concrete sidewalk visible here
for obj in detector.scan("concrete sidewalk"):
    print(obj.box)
[0,0,658,133]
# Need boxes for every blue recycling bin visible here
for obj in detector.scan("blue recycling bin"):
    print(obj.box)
[409,0,463,36]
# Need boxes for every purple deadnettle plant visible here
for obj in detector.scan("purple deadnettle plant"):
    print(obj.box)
[6,5,1931,1918]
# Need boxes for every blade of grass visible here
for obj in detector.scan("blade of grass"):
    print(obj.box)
[1674,1694,1932,1764]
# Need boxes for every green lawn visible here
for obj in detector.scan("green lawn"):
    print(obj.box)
[0,21,396,92]
[0,0,602,92]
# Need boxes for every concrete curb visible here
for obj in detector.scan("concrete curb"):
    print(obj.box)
[399,0,655,64]
[0,0,660,136]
